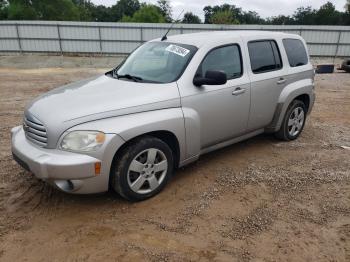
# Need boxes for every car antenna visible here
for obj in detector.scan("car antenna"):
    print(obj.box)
[161,9,184,41]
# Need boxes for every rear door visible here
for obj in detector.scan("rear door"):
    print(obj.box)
[244,38,288,131]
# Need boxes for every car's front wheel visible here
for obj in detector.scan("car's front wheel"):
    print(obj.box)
[275,99,307,141]
[110,136,174,201]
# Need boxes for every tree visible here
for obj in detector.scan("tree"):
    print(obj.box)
[292,6,316,25]
[7,0,37,19]
[266,15,294,25]
[182,12,201,24]
[346,0,350,12]
[121,4,165,23]
[157,0,172,22]
[210,10,239,24]
[239,11,264,24]
[315,2,341,25]
[0,0,8,19]
[7,0,80,20]
[72,0,93,21]
[111,0,140,22]
[204,4,242,24]
[87,4,113,22]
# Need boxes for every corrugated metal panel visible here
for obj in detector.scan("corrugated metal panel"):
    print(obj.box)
[302,30,340,43]
[18,25,58,39]
[0,39,19,51]
[101,27,140,41]
[20,39,60,52]
[59,26,99,40]
[0,25,17,37]
[340,31,350,43]
[0,21,349,57]
[309,44,337,57]
[61,40,100,52]
[337,45,350,56]
[102,41,140,53]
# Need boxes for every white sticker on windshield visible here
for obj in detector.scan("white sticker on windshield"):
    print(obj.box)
[165,44,190,57]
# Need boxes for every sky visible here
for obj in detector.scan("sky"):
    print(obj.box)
[91,0,347,20]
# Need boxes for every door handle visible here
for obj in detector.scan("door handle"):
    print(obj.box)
[232,87,246,96]
[277,78,286,85]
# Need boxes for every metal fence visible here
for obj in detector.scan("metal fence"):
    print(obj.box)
[0,21,350,57]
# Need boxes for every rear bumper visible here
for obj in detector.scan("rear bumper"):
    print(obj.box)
[308,90,316,115]
[11,126,123,194]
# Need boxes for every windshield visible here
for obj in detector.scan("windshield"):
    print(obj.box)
[115,42,197,83]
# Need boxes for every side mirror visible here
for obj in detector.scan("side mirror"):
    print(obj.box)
[193,70,227,87]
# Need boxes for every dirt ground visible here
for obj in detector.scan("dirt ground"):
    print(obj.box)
[0,57,350,261]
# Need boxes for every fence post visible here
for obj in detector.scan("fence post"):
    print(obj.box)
[57,24,63,55]
[15,23,22,54]
[299,27,302,36]
[98,26,102,54]
[140,26,143,43]
[334,30,342,64]
[180,26,183,34]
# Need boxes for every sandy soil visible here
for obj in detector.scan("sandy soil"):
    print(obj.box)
[0,64,349,261]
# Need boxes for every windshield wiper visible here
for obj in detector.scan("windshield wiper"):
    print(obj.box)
[115,73,143,82]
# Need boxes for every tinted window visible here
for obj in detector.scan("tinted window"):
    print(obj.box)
[198,45,242,80]
[248,40,282,74]
[283,39,308,67]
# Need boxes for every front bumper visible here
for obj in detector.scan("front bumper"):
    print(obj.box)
[11,126,122,194]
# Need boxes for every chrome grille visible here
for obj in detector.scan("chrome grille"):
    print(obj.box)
[23,116,47,147]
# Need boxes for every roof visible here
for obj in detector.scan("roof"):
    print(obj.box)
[156,30,298,48]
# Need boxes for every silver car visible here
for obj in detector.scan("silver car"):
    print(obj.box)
[11,31,315,201]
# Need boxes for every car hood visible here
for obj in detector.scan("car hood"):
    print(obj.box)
[25,74,181,148]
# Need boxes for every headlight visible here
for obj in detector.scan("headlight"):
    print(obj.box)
[60,131,106,152]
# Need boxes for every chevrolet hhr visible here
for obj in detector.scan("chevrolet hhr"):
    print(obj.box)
[11,31,315,201]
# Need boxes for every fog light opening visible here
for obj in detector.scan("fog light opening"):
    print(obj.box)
[54,179,83,192]
[67,180,74,191]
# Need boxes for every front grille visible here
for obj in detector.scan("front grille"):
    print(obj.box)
[23,115,47,147]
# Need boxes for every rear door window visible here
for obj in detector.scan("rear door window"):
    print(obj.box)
[283,39,309,67]
[248,40,282,74]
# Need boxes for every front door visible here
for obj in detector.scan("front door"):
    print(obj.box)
[180,43,251,150]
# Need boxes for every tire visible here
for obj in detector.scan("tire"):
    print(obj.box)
[341,60,350,73]
[275,100,307,141]
[110,136,174,201]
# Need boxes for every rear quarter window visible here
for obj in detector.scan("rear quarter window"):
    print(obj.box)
[283,39,309,67]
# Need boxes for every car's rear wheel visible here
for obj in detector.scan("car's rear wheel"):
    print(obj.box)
[110,136,174,201]
[275,100,306,141]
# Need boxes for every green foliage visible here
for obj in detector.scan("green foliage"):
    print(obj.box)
[121,4,165,23]
[266,15,294,25]
[7,0,80,20]
[110,0,140,22]
[204,4,239,24]
[182,12,201,24]
[7,0,36,19]
[157,0,172,22]
[0,0,8,19]
[292,6,317,25]
[87,4,113,22]
[0,0,349,26]
[204,4,262,25]
[210,10,239,24]
[239,11,264,24]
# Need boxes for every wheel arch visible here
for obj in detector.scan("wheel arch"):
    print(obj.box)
[111,130,181,169]
[266,83,313,133]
